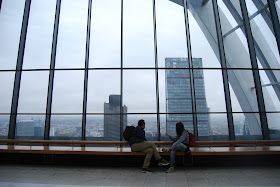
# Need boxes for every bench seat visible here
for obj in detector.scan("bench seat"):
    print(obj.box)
[1,144,280,156]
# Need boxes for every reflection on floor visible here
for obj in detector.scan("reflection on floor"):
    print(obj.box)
[0,163,280,186]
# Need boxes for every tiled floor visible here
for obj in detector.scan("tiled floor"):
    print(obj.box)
[0,164,280,187]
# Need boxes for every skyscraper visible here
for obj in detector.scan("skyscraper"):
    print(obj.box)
[104,95,127,140]
[165,58,209,136]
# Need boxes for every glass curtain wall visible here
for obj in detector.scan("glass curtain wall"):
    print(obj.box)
[0,0,279,141]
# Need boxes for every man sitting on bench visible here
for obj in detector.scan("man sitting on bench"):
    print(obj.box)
[129,119,170,173]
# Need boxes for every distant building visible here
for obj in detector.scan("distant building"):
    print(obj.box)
[243,120,250,136]
[104,95,127,140]
[165,58,209,136]
[16,120,35,136]
[34,126,43,137]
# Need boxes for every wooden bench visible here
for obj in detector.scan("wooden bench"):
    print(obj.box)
[0,139,280,156]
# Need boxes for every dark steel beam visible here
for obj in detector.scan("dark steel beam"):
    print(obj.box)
[212,0,235,140]
[120,0,124,141]
[152,0,161,141]
[183,0,198,140]
[82,0,92,141]
[8,0,31,140]
[44,0,61,140]
[239,0,270,140]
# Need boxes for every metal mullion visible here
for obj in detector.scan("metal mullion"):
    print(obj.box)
[81,0,92,141]
[8,0,31,140]
[183,0,198,139]
[120,0,124,141]
[152,0,160,141]
[212,0,235,140]
[267,0,280,56]
[44,0,61,140]
[240,0,270,140]
[0,0,2,12]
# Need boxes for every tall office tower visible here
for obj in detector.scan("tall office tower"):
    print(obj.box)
[16,120,35,136]
[104,95,127,140]
[165,58,209,136]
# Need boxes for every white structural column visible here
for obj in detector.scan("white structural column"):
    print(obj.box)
[169,0,279,135]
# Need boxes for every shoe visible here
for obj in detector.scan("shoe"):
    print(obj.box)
[162,147,170,152]
[142,168,153,173]
[166,167,174,173]
[158,158,170,166]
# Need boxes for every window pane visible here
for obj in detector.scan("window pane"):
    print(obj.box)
[207,114,228,140]
[0,72,14,113]
[0,0,25,70]
[123,70,157,113]
[166,115,193,137]
[0,116,9,138]
[89,0,121,68]
[123,0,155,67]
[55,0,88,68]
[156,0,188,68]
[228,70,259,112]
[245,0,280,69]
[259,70,280,112]
[22,0,56,69]
[86,115,104,138]
[87,70,120,113]
[18,71,49,113]
[233,113,262,140]
[15,115,45,140]
[217,0,252,68]
[52,71,84,113]
[195,69,226,112]
[276,1,280,21]
[50,115,82,139]
[127,115,157,141]
[188,0,221,68]
[267,113,280,139]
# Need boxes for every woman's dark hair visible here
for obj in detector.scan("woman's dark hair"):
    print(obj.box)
[176,122,185,137]
[138,119,145,126]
